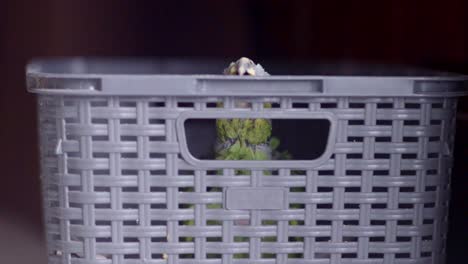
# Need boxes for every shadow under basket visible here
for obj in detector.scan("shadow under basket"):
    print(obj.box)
[27,58,468,264]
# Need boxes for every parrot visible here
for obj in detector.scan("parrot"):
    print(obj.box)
[215,57,290,175]
[217,58,300,259]
[178,58,295,260]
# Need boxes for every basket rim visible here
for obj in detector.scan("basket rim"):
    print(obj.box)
[26,58,468,97]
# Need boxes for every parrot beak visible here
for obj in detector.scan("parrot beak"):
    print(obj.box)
[238,66,246,75]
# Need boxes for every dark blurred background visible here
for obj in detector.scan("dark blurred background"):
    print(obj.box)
[0,1,467,263]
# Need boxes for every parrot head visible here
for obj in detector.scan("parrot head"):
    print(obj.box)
[224,57,257,76]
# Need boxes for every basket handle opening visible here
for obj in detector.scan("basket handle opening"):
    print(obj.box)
[176,111,337,169]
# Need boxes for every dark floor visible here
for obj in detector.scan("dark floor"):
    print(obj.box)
[446,120,468,263]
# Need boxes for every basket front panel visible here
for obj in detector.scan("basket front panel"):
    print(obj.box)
[38,95,456,264]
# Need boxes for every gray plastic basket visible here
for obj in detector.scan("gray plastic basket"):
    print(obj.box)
[27,58,468,264]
